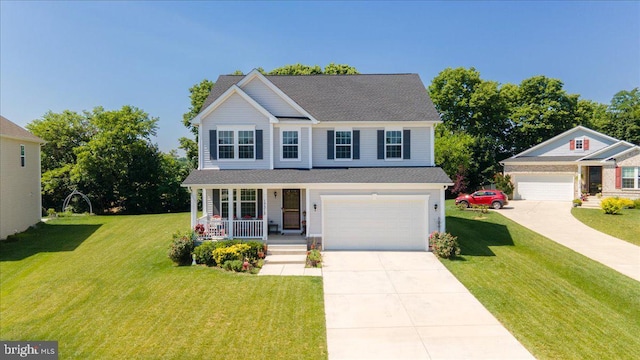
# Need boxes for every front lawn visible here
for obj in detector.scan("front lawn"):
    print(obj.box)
[0,214,327,359]
[571,207,640,246]
[442,201,640,360]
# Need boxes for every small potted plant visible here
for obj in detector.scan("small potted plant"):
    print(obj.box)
[572,198,582,207]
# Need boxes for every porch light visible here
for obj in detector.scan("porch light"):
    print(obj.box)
[274,191,277,198]
[434,203,438,211]
[313,203,317,211]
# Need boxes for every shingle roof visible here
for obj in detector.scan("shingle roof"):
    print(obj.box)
[182,167,452,186]
[200,74,441,122]
[0,116,44,143]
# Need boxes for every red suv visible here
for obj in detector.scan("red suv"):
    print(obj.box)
[455,190,509,209]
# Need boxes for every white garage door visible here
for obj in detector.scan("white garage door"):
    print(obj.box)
[322,195,428,251]
[515,175,574,201]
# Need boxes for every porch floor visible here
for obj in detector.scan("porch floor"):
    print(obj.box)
[268,233,307,245]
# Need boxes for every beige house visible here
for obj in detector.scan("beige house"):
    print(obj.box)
[502,126,640,201]
[1,116,45,240]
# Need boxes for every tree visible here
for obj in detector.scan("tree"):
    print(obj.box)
[179,79,214,168]
[602,88,640,145]
[434,125,475,180]
[505,76,579,153]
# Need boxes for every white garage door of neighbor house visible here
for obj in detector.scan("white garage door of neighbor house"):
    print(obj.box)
[516,175,574,201]
[322,196,428,251]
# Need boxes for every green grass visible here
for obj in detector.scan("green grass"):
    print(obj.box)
[0,214,327,359]
[571,207,640,246]
[442,201,640,360]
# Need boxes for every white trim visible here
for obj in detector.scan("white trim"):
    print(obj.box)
[216,127,257,161]
[183,182,453,190]
[574,137,585,152]
[307,127,313,169]
[605,145,640,161]
[510,125,619,158]
[313,121,439,128]
[237,69,319,124]
[578,140,632,160]
[384,128,403,161]
[269,123,274,169]
[198,124,203,170]
[334,129,353,161]
[279,127,301,161]
[430,125,435,166]
[192,84,277,124]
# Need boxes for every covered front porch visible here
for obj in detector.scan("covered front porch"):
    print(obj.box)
[189,187,308,241]
[579,165,603,197]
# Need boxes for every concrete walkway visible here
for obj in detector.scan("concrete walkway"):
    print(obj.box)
[499,200,640,281]
[322,252,534,360]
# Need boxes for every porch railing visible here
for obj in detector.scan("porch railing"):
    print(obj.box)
[197,217,264,239]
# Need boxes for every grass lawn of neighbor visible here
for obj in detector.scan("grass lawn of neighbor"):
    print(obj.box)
[0,214,327,359]
[571,207,640,246]
[441,200,640,360]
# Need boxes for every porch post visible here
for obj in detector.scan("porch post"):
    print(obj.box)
[262,187,268,240]
[190,188,197,228]
[202,189,208,217]
[439,188,446,233]
[305,187,311,238]
[577,166,582,199]
[227,187,234,238]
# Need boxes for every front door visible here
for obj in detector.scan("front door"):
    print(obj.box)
[588,167,602,195]
[282,189,300,230]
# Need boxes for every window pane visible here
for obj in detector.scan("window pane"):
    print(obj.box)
[283,131,298,145]
[241,203,256,218]
[335,131,351,145]
[622,167,635,178]
[386,131,402,144]
[218,131,233,144]
[219,146,234,159]
[239,145,254,159]
[336,145,351,159]
[575,139,583,149]
[622,179,634,189]
[238,131,254,145]
[386,145,401,158]
[221,202,229,218]
[283,145,298,159]
[241,189,256,201]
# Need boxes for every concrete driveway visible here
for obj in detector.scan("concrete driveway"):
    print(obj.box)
[499,200,640,281]
[322,251,533,360]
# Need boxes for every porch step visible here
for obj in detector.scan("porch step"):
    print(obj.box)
[264,254,307,265]
[581,196,602,209]
[267,244,307,256]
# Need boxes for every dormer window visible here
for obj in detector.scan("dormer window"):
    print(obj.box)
[575,138,583,150]
[570,137,589,152]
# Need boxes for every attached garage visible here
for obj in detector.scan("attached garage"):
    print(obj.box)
[322,195,429,251]
[514,174,574,201]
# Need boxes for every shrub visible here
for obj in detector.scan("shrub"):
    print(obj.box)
[617,197,635,209]
[193,241,217,266]
[572,198,582,207]
[47,208,57,218]
[429,231,461,259]
[471,204,489,214]
[634,198,640,209]
[493,173,514,199]
[243,241,264,261]
[601,197,622,215]
[212,243,251,266]
[223,260,244,272]
[168,230,196,266]
[456,203,467,211]
[306,249,322,267]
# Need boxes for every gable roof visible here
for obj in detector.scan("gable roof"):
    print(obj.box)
[0,116,44,143]
[194,84,277,123]
[501,126,639,164]
[182,167,452,186]
[199,73,441,123]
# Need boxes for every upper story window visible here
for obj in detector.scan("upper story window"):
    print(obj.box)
[282,130,299,160]
[570,137,588,152]
[217,129,255,160]
[385,130,402,159]
[238,131,255,159]
[20,144,25,167]
[335,130,352,160]
[622,167,640,189]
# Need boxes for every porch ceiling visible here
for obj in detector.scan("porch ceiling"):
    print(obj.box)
[182,167,452,186]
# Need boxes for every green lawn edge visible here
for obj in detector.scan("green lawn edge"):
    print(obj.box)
[571,207,640,246]
[0,214,327,360]
[441,201,640,360]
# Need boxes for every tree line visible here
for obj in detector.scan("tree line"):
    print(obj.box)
[31,63,638,213]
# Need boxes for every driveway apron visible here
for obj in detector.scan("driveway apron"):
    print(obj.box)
[499,200,640,281]
[322,251,534,360]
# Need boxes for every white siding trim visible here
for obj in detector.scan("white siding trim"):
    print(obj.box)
[430,126,435,166]
[308,127,313,168]
[193,85,277,124]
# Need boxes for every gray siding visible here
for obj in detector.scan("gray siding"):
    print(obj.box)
[273,126,311,169]
[241,78,303,117]
[312,126,432,167]
[527,129,615,157]
[201,93,271,170]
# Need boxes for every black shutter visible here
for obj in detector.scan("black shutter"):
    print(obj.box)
[209,130,217,160]
[403,129,411,160]
[257,189,263,218]
[353,130,360,159]
[212,190,220,216]
[256,129,263,160]
[377,130,384,159]
[327,130,335,160]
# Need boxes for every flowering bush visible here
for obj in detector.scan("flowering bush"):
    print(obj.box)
[601,197,623,215]
[429,231,461,259]
[306,249,322,267]
[168,230,196,266]
[212,243,251,265]
[194,224,205,235]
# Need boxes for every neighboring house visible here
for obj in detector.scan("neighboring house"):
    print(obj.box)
[182,70,452,250]
[0,116,45,240]
[501,126,640,201]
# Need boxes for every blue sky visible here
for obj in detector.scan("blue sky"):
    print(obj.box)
[1,1,638,154]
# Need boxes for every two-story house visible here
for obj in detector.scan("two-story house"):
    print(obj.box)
[182,70,452,250]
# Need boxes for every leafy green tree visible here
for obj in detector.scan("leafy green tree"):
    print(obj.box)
[268,64,323,75]
[321,63,360,75]
[602,88,640,145]
[505,76,579,153]
[434,125,475,179]
[179,79,214,168]
[575,99,608,129]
